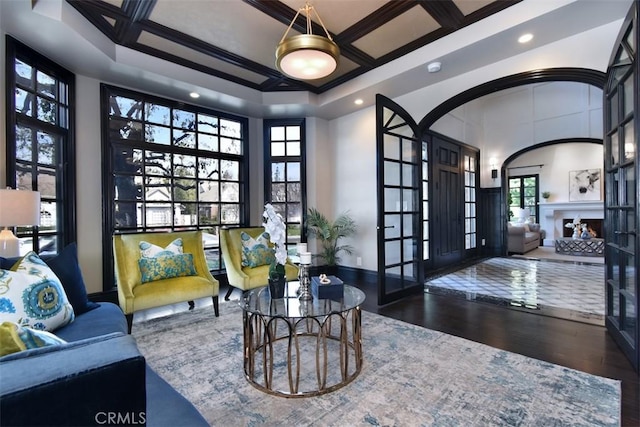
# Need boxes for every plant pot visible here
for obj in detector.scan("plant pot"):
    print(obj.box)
[268,275,286,299]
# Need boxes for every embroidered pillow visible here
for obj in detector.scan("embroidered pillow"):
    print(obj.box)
[240,231,275,268]
[138,253,197,283]
[0,252,75,332]
[0,321,67,356]
[139,238,184,258]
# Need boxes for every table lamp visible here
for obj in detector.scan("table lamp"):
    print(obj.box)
[0,188,41,257]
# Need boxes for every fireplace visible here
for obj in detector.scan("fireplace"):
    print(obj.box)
[563,218,603,238]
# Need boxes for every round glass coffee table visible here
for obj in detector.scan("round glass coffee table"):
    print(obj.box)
[240,281,365,398]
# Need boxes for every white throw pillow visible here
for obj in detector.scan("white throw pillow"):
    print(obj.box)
[139,238,184,258]
[0,252,75,332]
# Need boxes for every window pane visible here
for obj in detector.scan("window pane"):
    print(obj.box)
[15,88,32,115]
[198,114,218,133]
[220,137,241,154]
[174,130,196,148]
[146,151,171,176]
[198,158,219,178]
[145,104,170,125]
[287,162,300,181]
[271,126,285,141]
[221,160,239,180]
[145,124,171,144]
[173,110,196,130]
[220,119,241,138]
[272,163,286,182]
[36,71,56,98]
[15,126,33,161]
[37,96,57,124]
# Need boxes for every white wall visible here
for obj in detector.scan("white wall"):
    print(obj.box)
[327,20,621,271]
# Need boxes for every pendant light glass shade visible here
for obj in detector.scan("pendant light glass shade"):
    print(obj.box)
[276,2,340,80]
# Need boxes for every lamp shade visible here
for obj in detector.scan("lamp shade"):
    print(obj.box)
[0,189,41,227]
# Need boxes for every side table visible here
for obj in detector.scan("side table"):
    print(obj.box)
[240,282,365,398]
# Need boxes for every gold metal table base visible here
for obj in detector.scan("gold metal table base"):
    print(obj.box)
[242,306,363,398]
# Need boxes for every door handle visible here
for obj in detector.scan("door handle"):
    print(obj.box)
[377,225,396,230]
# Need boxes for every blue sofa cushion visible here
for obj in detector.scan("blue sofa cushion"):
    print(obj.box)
[54,302,127,342]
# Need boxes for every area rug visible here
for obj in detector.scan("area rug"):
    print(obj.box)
[132,302,620,426]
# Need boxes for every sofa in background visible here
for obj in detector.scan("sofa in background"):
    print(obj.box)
[507,223,543,254]
[0,243,208,426]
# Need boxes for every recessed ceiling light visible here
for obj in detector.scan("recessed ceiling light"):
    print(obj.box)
[518,33,533,44]
[354,99,363,105]
[189,92,200,99]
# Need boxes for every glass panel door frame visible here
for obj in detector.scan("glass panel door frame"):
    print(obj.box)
[604,1,639,371]
[376,95,424,305]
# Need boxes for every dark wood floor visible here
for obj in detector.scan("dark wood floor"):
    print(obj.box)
[359,287,640,426]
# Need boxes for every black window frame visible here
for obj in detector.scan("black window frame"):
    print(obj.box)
[101,84,249,290]
[263,118,307,252]
[5,35,77,256]
[508,174,540,223]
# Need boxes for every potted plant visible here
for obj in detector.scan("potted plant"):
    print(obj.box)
[541,191,551,201]
[306,208,356,270]
[263,203,287,298]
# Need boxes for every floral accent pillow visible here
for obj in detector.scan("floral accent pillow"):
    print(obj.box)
[0,252,75,332]
[0,321,67,356]
[139,238,184,258]
[138,253,197,284]
[240,232,275,268]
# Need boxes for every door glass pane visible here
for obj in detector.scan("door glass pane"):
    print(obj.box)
[385,215,401,239]
[624,121,635,161]
[384,161,400,186]
[384,188,401,212]
[384,134,400,160]
[385,240,400,264]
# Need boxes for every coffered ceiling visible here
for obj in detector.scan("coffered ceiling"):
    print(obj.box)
[1,0,632,119]
[66,0,521,94]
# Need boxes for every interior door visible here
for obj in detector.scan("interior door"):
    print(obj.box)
[432,136,463,268]
[376,95,424,305]
[604,2,639,371]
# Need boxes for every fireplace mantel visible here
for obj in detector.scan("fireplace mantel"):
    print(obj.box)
[541,202,604,218]
[539,201,604,242]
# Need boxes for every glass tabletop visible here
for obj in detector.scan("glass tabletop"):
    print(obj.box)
[240,281,365,320]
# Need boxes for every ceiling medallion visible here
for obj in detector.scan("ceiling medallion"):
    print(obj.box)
[275,1,340,80]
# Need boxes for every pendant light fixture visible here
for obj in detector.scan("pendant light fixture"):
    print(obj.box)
[275,1,340,80]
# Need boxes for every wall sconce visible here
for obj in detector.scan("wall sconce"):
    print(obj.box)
[490,158,498,179]
[0,188,41,257]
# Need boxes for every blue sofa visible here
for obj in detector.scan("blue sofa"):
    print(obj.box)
[0,244,208,426]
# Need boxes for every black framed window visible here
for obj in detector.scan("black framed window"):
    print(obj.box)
[263,119,306,252]
[463,153,477,249]
[508,175,539,223]
[5,36,76,256]
[102,84,248,288]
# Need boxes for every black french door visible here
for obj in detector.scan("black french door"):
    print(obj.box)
[375,95,424,305]
[431,136,463,268]
[604,1,639,371]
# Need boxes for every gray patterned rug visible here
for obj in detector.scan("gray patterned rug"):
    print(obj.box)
[132,302,620,426]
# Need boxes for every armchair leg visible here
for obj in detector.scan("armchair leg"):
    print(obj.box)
[188,300,195,310]
[224,286,234,301]
[212,296,219,317]
[125,313,133,334]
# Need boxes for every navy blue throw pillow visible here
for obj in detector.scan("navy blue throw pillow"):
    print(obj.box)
[45,243,99,314]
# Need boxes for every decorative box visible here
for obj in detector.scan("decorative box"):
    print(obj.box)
[311,275,344,300]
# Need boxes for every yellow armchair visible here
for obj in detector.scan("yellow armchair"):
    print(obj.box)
[220,227,298,300]
[113,230,219,332]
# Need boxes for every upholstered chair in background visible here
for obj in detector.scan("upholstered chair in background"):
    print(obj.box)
[219,227,298,300]
[113,230,219,332]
